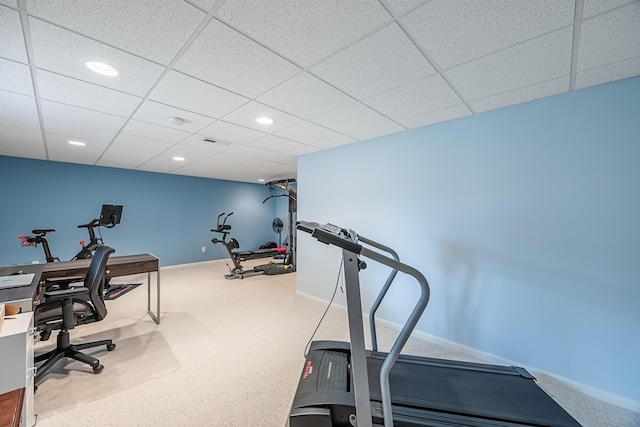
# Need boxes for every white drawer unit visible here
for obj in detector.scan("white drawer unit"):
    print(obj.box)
[0,312,36,426]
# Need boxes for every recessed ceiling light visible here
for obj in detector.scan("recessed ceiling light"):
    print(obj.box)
[86,61,118,76]
[168,116,184,126]
[173,156,185,161]
[258,179,265,182]
[68,140,86,146]
[256,117,274,125]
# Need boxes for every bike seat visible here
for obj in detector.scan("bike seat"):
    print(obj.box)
[32,229,55,234]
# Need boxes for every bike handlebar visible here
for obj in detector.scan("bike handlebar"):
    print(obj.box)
[77,218,100,229]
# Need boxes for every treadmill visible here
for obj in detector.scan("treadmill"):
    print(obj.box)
[289,221,582,427]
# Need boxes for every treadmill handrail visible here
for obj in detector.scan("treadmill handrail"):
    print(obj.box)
[358,235,400,352]
[358,244,431,427]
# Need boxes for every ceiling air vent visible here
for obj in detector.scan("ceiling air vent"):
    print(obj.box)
[203,138,233,146]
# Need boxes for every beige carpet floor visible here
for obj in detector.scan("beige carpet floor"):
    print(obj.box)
[34,328,179,419]
[32,259,639,427]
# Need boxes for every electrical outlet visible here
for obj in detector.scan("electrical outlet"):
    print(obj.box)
[201,246,206,253]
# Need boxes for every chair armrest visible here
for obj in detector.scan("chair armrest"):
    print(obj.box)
[45,276,84,290]
[44,287,89,300]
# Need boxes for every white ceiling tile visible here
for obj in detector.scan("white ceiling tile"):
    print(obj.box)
[310,134,359,149]
[221,101,303,133]
[349,122,406,141]
[25,0,205,64]
[385,0,426,15]
[135,157,182,174]
[0,124,44,159]
[311,103,392,135]
[445,27,573,101]
[311,23,436,99]
[29,18,165,97]
[45,132,109,164]
[397,104,472,129]
[152,142,222,166]
[150,71,249,119]
[363,74,462,120]
[36,69,142,117]
[0,1,18,7]
[133,100,216,133]
[583,0,636,18]
[578,3,640,71]
[246,134,306,153]
[403,0,575,69]
[276,120,359,149]
[106,133,173,154]
[575,56,640,89]
[199,120,266,144]
[0,90,40,130]
[215,0,392,67]
[186,0,216,12]
[0,123,40,141]
[40,100,126,143]
[175,19,300,98]
[187,150,253,172]
[0,6,27,63]
[168,157,218,177]
[228,144,296,165]
[0,138,44,159]
[121,120,190,144]
[96,154,146,170]
[0,58,33,95]
[471,76,570,113]
[284,145,321,156]
[257,73,355,120]
[97,133,173,169]
[275,121,344,145]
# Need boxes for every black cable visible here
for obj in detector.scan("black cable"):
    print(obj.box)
[212,242,233,273]
[304,257,344,357]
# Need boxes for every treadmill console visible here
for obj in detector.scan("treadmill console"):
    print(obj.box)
[297,221,362,254]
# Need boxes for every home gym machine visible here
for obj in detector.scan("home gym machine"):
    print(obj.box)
[263,178,297,270]
[288,221,582,427]
[211,212,293,280]
[211,179,297,280]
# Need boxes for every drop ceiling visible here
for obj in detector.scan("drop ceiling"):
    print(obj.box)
[1,0,638,183]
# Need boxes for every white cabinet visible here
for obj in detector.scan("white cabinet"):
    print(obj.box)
[0,312,36,426]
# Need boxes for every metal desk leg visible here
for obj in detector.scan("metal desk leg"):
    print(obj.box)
[147,269,160,324]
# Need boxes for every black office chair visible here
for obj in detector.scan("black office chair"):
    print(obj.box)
[34,245,116,386]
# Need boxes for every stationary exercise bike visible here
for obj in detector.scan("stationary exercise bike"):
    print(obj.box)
[20,205,123,262]
[211,212,292,280]
[19,205,124,294]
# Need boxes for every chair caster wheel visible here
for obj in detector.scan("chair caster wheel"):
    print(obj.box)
[93,364,104,374]
[107,343,116,351]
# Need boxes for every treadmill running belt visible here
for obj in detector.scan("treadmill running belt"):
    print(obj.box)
[367,356,581,427]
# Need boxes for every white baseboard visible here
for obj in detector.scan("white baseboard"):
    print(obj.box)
[296,290,640,413]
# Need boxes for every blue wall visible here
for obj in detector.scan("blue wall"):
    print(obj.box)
[297,76,640,406]
[0,157,276,266]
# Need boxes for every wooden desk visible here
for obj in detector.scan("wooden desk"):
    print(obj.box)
[0,388,24,427]
[40,254,161,324]
[0,264,43,313]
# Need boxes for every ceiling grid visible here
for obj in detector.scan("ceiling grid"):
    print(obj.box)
[0,0,638,182]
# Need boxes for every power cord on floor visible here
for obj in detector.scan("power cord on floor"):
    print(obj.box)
[304,258,344,357]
